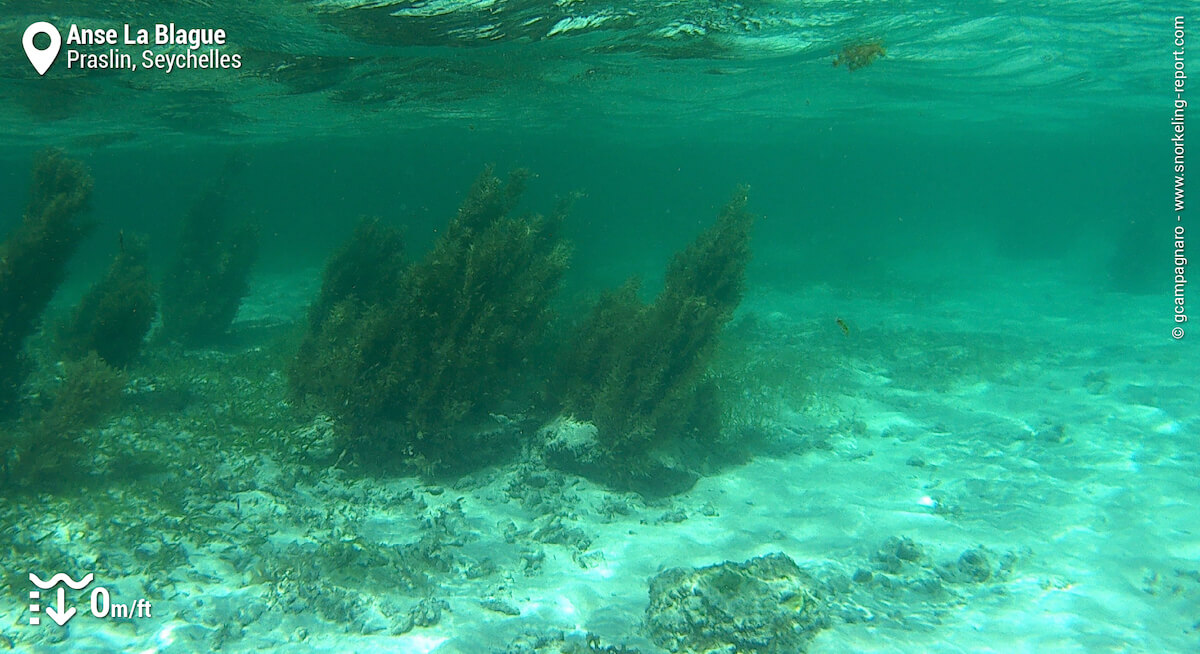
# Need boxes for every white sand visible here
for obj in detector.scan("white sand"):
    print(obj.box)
[3,261,1196,653]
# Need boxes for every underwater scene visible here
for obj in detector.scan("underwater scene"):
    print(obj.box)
[0,1,1196,652]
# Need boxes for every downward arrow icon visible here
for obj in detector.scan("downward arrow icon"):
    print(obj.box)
[45,588,76,626]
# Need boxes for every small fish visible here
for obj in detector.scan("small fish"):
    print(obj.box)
[836,317,850,336]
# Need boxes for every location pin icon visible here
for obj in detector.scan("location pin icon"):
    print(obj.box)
[23,22,61,76]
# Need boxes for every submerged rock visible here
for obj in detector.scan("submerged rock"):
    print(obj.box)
[539,415,700,497]
[645,552,828,653]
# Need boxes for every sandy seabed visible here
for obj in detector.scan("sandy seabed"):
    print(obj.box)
[3,263,1196,653]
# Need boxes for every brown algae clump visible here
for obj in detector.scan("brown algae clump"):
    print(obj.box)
[833,40,887,71]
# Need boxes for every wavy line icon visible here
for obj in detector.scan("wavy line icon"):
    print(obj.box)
[29,573,94,590]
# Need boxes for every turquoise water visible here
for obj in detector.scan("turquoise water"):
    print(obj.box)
[0,2,1196,652]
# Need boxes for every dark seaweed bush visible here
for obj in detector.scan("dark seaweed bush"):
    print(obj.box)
[0,150,94,415]
[306,217,408,331]
[291,168,570,470]
[161,175,259,345]
[59,234,156,368]
[1,352,126,486]
[554,187,755,492]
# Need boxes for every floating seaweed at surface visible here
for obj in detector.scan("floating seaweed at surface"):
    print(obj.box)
[833,40,886,71]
